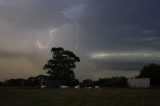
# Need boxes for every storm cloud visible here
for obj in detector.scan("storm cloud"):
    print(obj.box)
[0,0,160,80]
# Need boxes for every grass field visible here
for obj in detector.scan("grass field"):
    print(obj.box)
[0,88,160,106]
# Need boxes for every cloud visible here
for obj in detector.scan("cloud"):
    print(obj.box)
[142,30,158,35]
[0,50,34,59]
[140,37,158,41]
[90,51,160,61]
[1,0,160,80]
[0,57,43,81]
[79,0,160,52]
[88,51,160,71]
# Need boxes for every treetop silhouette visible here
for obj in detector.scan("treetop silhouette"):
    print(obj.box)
[43,47,80,82]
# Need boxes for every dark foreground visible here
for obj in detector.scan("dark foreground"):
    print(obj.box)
[0,88,160,106]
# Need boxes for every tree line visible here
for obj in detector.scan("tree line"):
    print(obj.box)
[0,47,160,88]
[0,76,128,88]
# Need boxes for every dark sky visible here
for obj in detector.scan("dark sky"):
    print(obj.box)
[0,0,160,80]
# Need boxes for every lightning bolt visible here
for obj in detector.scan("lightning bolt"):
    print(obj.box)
[36,4,85,50]
[36,28,57,50]
[62,11,80,51]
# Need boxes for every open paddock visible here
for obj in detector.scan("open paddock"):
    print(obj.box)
[0,88,160,106]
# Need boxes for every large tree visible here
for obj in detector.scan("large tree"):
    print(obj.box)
[138,63,160,79]
[43,47,80,82]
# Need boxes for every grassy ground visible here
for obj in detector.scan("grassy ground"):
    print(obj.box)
[0,88,160,106]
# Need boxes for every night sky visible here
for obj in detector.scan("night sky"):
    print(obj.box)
[0,0,160,80]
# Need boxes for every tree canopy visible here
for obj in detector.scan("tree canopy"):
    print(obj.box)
[138,63,160,79]
[81,79,95,87]
[43,47,80,83]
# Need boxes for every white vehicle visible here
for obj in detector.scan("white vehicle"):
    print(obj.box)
[95,86,100,88]
[60,85,69,88]
[75,85,80,89]
[88,87,92,89]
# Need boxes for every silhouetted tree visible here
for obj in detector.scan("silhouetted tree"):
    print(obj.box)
[69,79,80,87]
[138,63,160,79]
[81,79,95,87]
[26,75,48,87]
[96,78,110,87]
[0,81,2,86]
[43,47,80,85]
[6,79,27,87]
[96,77,128,88]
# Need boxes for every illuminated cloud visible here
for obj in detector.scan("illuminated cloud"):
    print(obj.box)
[90,51,160,60]
[140,37,158,41]
[142,30,158,35]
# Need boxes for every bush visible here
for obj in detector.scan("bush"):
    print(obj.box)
[96,77,128,88]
